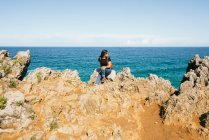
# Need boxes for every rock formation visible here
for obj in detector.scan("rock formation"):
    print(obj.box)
[0,50,208,140]
[0,50,30,80]
[161,55,209,139]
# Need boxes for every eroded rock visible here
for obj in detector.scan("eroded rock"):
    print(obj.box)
[0,50,208,139]
[0,50,30,80]
[161,55,209,139]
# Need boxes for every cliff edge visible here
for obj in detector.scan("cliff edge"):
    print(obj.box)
[0,50,208,140]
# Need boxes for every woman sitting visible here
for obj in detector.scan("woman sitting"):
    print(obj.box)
[97,50,113,83]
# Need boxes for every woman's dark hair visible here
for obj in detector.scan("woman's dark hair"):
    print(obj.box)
[100,50,108,58]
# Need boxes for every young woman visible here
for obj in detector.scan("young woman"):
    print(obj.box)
[97,50,113,83]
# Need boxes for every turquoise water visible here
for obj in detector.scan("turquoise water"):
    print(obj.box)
[1,47,209,88]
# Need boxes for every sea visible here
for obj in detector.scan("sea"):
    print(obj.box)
[1,47,209,89]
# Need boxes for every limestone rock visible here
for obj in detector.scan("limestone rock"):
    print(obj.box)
[0,50,9,59]
[24,67,80,84]
[1,50,208,139]
[0,50,30,80]
[115,67,135,82]
[199,111,209,128]
[0,91,34,131]
[88,69,99,84]
[161,55,209,138]
[23,67,56,84]
[13,50,31,80]
[88,68,116,84]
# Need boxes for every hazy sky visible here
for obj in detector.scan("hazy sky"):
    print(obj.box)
[0,0,209,47]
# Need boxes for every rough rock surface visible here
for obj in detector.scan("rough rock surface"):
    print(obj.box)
[161,55,209,139]
[0,50,208,140]
[0,91,35,132]
[0,50,30,80]
[88,68,117,84]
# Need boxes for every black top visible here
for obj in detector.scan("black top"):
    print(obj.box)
[98,57,111,66]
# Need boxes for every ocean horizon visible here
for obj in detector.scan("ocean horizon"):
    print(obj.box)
[1,46,209,88]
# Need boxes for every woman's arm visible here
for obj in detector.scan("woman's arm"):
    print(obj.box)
[106,61,112,68]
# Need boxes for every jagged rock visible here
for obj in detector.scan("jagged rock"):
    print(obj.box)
[0,72,3,78]
[142,74,176,105]
[181,54,209,87]
[88,69,99,84]
[24,67,80,84]
[0,50,9,59]
[88,68,116,84]
[161,55,209,138]
[0,91,34,130]
[13,50,31,80]
[60,69,80,81]
[23,67,56,84]
[1,50,208,139]
[115,67,135,82]
[199,111,209,128]
[48,135,58,140]
[0,50,30,80]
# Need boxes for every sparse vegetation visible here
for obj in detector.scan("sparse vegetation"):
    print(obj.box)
[36,72,42,83]
[0,96,7,110]
[27,107,35,114]
[13,58,25,65]
[30,135,36,140]
[50,120,58,131]
[8,80,17,88]
[3,65,12,75]
[27,107,36,120]
[28,114,36,120]
[15,101,24,106]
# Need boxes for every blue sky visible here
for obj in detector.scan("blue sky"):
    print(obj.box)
[0,0,209,47]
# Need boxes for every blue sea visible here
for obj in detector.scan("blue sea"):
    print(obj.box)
[1,47,209,88]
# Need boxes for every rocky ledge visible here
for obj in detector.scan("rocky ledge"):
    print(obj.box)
[0,50,209,140]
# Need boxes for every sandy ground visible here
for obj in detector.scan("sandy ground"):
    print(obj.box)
[140,104,206,140]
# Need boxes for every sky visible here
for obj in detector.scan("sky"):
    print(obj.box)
[0,0,209,47]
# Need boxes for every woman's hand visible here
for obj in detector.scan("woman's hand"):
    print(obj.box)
[101,66,106,70]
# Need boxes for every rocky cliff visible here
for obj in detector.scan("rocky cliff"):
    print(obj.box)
[0,50,208,140]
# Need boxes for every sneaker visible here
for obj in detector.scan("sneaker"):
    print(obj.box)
[101,76,105,84]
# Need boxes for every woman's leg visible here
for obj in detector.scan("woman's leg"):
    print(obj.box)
[98,67,106,78]
[105,68,112,77]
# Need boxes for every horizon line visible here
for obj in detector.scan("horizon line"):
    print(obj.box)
[1,46,209,48]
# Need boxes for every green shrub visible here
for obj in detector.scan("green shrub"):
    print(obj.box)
[27,107,35,114]
[13,58,25,65]
[27,107,36,120]
[0,96,7,110]
[15,101,24,106]
[8,80,17,88]
[50,120,58,131]
[30,135,36,140]
[28,114,36,120]
[36,72,42,83]
[3,65,11,75]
